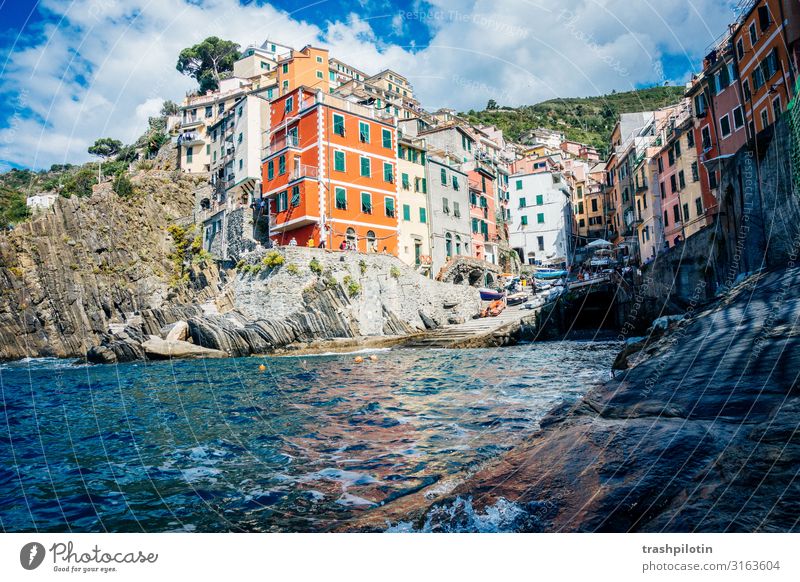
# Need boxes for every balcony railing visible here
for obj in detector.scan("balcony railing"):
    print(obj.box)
[265,134,300,157]
[290,164,319,181]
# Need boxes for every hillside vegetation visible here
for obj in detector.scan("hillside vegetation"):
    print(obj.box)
[464,86,687,154]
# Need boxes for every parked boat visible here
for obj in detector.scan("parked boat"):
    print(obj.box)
[479,288,505,301]
[506,292,529,306]
[534,268,568,280]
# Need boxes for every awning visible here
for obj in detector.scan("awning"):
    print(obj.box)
[701,154,735,173]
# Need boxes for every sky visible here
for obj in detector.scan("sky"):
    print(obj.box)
[0,0,740,171]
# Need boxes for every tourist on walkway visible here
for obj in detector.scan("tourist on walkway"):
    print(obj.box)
[289,237,297,246]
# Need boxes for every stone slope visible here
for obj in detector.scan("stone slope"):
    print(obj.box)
[0,171,220,360]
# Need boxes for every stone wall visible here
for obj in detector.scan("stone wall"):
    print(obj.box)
[436,256,502,286]
[224,207,257,262]
[235,247,482,336]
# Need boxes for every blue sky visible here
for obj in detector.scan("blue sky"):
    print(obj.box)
[0,0,737,170]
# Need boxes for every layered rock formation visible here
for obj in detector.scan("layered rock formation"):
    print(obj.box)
[349,268,800,532]
[88,247,482,362]
[0,171,221,360]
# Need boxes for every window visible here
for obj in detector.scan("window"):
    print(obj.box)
[360,156,371,177]
[359,121,370,143]
[383,162,393,183]
[670,174,677,193]
[186,146,193,163]
[268,160,274,180]
[239,159,243,170]
[537,236,544,251]
[752,66,765,91]
[382,128,392,149]
[291,185,300,207]
[329,70,335,81]
[237,132,243,144]
[660,181,666,199]
[691,161,699,182]
[403,204,411,221]
[335,187,347,210]
[453,201,461,218]
[279,155,286,175]
[285,97,293,113]
[442,198,450,214]
[760,108,769,129]
[521,215,528,226]
[683,203,690,221]
[678,170,686,190]
[416,177,427,193]
[401,173,410,190]
[536,194,543,206]
[687,129,695,148]
[695,197,703,217]
[385,197,395,217]
[537,213,545,224]
[218,103,224,115]
[757,4,771,31]
[282,63,289,74]
[668,148,675,166]
[361,192,372,214]
[663,210,669,227]
[772,96,782,121]
[277,191,288,212]
[709,170,719,189]
[419,207,427,223]
[578,201,584,214]
[440,168,447,185]
[334,150,345,172]
[657,157,664,173]
[701,126,712,151]
[674,139,681,158]
[316,55,323,63]
[519,197,526,208]
[743,79,751,102]
[452,176,459,190]
[732,106,745,130]
[591,198,598,212]
[720,114,731,138]
[673,205,681,223]
[333,114,345,136]
[736,38,744,60]
[516,179,522,190]
[749,22,757,47]
[445,233,452,257]
[205,105,212,118]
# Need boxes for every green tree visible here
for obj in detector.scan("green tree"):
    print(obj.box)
[88,137,122,181]
[176,37,241,93]
[160,100,179,116]
[486,99,498,110]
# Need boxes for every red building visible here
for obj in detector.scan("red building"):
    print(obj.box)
[262,86,399,253]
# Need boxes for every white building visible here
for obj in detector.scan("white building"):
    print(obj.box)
[26,193,57,211]
[509,171,573,267]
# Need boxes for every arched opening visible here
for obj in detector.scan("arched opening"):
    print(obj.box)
[366,230,376,252]
[527,251,536,265]
[455,235,462,256]
[346,227,357,250]
[468,269,483,286]
[445,233,453,258]
[485,273,495,286]
[453,273,464,284]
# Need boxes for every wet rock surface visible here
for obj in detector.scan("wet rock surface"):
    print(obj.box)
[351,268,800,532]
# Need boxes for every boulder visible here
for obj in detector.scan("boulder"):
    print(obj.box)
[165,320,189,342]
[141,335,227,360]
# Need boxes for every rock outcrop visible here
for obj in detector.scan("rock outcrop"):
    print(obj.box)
[348,268,800,532]
[84,247,481,362]
[0,171,221,360]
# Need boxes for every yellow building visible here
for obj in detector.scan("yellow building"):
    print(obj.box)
[397,135,432,275]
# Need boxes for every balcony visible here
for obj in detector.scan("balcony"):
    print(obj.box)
[180,117,204,129]
[289,164,319,181]
[177,132,204,146]
[263,134,300,158]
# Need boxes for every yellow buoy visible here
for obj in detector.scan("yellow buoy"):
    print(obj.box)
[258,364,266,372]
[354,356,364,363]
[369,354,378,361]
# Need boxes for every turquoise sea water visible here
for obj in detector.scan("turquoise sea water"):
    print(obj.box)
[0,342,618,532]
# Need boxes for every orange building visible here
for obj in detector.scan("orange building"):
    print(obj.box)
[262,86,399,253]
[468,167,497,262]
[275,45,332,96]
[732,0,799,136]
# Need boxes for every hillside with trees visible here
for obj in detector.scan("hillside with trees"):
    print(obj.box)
[463,86,687,155]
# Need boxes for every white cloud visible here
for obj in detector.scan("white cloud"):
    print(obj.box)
[0,0,735,169]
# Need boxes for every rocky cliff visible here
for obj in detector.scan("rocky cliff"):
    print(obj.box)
[88,247,482,363]
[0,170,221,360]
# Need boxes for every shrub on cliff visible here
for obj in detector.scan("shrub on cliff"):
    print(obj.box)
[262,251,284,269]
[343,275,360,297]
[112,172,135,198]
[309,257,323,275]
[390,266,401,279]
[61,167,97,198]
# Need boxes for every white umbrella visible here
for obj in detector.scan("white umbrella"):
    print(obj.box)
[586,239,613,248]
